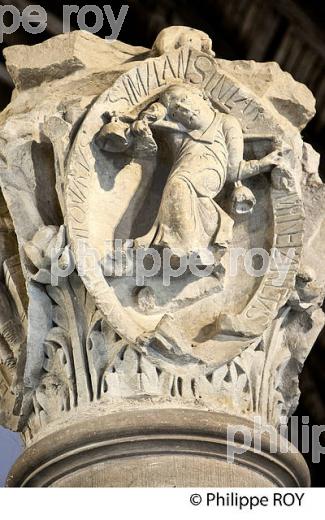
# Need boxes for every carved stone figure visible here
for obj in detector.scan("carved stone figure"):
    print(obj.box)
[0,27,324,487]
[134,85,282,259]
[151,26,215,57]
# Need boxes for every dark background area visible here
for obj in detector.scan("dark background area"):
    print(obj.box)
[0,0,325,486]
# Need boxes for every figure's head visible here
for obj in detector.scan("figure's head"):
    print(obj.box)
[152,26,215,57]
[160,85,214,130]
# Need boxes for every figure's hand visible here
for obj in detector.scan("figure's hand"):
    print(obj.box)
[140,102,167,124]
[269,140,292,166]
[131,119,151,137]
[267,149,282,167]
[266,145,291,169]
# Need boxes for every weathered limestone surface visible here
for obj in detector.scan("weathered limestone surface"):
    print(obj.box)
[0,26,324,487]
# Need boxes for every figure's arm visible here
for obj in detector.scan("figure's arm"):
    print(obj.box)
[239,150,282,181]
[223,115,284,182]
[223,115,244,182]
[151,120,184,132]
[135,101,188,134]
[132,114,185,137]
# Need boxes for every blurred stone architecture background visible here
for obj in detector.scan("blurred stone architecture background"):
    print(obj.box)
[0,0,324,485]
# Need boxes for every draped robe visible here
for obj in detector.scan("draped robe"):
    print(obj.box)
[137,111,244,257]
